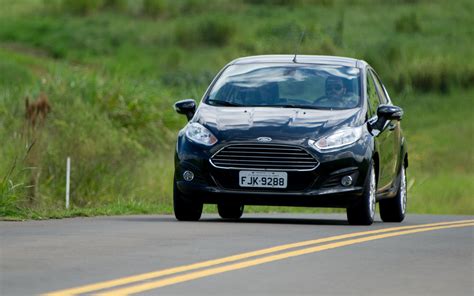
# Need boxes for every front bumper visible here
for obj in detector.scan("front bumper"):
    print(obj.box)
[175,134,373,208]
[176,180,364,208]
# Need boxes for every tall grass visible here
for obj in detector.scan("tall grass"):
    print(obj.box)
[0,48,180,217]
[0,0,473,218]
[175,17,235,47]
[0,159,25,217]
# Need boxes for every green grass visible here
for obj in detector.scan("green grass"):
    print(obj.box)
[0,0,473,219]
[0,200,174,221]
[396,89,474,215]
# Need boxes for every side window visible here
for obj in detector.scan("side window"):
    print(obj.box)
[381,83,392,104]
[366,70,380,117]
[369,69,389,104]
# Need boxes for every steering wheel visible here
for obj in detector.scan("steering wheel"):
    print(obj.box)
[313,96,333,105]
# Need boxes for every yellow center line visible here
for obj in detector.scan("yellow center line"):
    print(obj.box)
[43,219,473,296]
[98,222,474,296]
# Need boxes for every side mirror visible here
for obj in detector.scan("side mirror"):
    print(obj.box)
[377,104,403,121]
[174,99,196,121]
[369,105,404,134]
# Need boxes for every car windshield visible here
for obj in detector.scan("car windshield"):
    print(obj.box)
[206,63,361,110]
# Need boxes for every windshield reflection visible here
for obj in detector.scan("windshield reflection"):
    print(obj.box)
[206,63,361,110]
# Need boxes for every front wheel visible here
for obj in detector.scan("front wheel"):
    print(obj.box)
[347,163,376,225]
[218,203,244,220]
[379,164,407,222]
[173,180,203,221]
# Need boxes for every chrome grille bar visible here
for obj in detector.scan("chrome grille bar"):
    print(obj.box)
[210,144,318,171]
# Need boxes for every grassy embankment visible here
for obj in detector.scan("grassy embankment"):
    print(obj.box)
[0,0,473,219]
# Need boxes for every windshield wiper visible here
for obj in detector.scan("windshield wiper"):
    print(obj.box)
[207,100,244,107]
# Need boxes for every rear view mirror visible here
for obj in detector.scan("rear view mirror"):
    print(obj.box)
[174,99,196,121]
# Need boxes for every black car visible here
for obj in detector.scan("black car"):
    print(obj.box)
[173,55,408,225]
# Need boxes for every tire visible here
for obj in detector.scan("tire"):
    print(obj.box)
[217,203,244,220]
[379,164,407,223]
[347,163,376,225]
[173,180,203,221]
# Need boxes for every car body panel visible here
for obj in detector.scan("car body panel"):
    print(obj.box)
[195,104,364,142]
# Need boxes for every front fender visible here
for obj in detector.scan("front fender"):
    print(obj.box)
[400,136,408,169]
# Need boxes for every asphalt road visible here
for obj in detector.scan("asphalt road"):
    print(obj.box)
[1,213,473,296]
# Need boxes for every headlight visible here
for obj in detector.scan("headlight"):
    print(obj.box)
[185,122,218,146]
[309,126,363,151]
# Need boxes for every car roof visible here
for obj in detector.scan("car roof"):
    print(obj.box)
[231,55,366,68]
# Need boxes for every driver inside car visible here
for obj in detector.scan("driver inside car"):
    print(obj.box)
[314,76,358,108]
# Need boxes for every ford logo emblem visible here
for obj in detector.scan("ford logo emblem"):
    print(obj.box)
[257,137,272,142]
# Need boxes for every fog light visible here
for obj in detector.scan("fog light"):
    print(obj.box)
[183,170,194,182]
[341,175,353,187]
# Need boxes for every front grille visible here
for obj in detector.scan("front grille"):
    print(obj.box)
[210,144,318,171]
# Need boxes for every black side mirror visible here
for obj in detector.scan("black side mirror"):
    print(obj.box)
[369,105,403,134]
[174,99,196,121]
[377,104,403,121]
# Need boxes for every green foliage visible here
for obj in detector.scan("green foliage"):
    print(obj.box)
[60,0,105,15]
[396,89,474,215]
[1,200,173,220]
[176,0,208,14]
[244,0,334,6]
[198,17,235,46]
[175,17,235,47]
[395,12,422,33]
[408,173,474,215]
[0,58,32,86]
[0,126,31,218]
[0,0,473,218]
[0,171,25,218]
[244,0,302,5]
[142,0,167,18]
[47,0,130,15]
[102,0,128,11]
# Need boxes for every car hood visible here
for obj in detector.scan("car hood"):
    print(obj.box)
[194,104,364,144]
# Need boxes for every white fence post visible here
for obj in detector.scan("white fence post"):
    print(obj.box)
[66,157,70,209]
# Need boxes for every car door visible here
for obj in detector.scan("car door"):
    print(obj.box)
[368,69,400,192]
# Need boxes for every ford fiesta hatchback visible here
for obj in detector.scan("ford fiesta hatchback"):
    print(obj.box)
[173,55,408,225]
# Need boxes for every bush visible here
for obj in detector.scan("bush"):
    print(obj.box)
[395,12,422,33]
[0,157,28,218]
[175,17,235,47]
[408,61,447,92]
[102,0,128,12]
[388,58,474,93]
[198,18,235,46]
[61,0,105,15]
[0,87,33,217]
[142,0,167,18]
[176,0,207,14]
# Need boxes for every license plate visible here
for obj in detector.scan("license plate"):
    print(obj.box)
[239,171,288,188]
